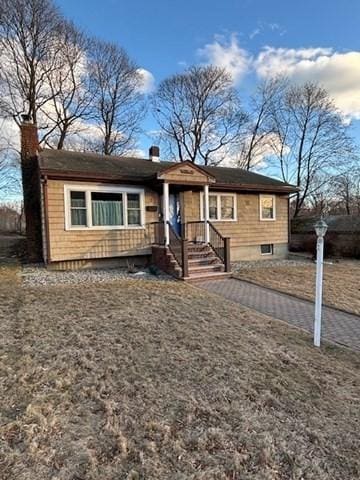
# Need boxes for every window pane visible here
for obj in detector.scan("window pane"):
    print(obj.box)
[209,195,218,219]
[128,209,141,225]
[127,193,140,209]
[91,192,123,226]
[261,244,273,255]
[70,191,86,208]
[127,193,141,225]
[71,208,86,226]
[261,197,274,219]
[221,196,234,220]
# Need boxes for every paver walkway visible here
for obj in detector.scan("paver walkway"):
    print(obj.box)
[198,278,360,351]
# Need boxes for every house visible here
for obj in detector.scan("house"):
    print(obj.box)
[20,117,297,280]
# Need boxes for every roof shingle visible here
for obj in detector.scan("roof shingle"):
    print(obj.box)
[38,149,297,192]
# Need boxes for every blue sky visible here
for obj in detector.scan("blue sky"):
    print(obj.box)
[57,0,360,150]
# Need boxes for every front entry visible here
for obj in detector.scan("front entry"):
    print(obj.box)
[169,193,181,235]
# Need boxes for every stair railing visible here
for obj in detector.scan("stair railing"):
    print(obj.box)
[207,221,231,272]
[185,221,205,243]
[167,221,189,278]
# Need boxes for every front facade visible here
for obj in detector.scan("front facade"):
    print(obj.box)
[20,120,297,277]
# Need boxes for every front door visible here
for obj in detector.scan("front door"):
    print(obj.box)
[169,193,181,235]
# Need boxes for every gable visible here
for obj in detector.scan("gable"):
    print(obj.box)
[157,161,216,185]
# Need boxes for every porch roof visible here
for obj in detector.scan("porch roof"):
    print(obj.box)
[38,148,298,193]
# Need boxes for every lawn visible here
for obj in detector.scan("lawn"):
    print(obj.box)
[233,259,360,315]
[1,264,359,479]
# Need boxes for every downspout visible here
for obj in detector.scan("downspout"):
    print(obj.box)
[42,176,52,264]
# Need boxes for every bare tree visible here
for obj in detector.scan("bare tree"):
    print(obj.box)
[40,24,94,150]
[153,65,247,165]
[331,168,360,215]
[0,0,65,125]
[269,82,354,217]
[88,39,144,155]
[239,77,286,170]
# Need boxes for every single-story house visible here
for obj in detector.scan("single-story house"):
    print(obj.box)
[20,117,297,280]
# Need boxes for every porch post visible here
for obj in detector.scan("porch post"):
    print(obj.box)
[163,182,170,245]
[203,184,210,243]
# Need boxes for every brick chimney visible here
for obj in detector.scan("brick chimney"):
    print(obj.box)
[20,115,43,262]
[149,145,160,162]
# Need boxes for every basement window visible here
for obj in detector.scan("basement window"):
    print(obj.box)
[260,244,273,255]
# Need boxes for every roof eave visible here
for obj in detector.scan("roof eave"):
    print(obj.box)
[213,182,299,193]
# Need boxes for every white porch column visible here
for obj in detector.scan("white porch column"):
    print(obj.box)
[203,184,210,243]
[163,182,170,245]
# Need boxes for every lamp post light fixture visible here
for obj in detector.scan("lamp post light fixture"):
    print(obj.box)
[314,218,328,347]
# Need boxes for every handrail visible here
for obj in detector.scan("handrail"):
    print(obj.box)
[167,221,183,266]
[185,220,205,243]
[208,221,231,272]
[167,221,189,278]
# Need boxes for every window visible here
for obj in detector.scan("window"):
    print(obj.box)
[260,244,273,255]
[221,195,235,220]
[201,193,236,221]
[260,195,276,220]
[70,191,87,226]
[209,195,218,220]
[65,185,144,230]
[127,193,141,225]
[91,192,123,226]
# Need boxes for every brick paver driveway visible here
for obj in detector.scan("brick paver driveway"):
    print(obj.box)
[198,278,360,351]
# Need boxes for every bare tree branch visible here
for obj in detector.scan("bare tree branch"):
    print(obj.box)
[152,65,247,165]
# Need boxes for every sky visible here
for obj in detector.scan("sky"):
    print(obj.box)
[54,0,360,152]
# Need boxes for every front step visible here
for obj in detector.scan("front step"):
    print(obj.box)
[152,244,231,281]
[184,271,232,283]
[188,264,224,274]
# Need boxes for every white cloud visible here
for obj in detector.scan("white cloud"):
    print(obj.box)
[198,34,360,120]
[197,34,251,84]
[137,68,155,94]
[254,47,360,120]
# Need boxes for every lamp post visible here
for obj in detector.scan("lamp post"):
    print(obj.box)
[314,218,328,347]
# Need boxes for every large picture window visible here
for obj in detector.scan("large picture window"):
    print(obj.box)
[65,185,144,230]
[91,192,123,226]
[260,195,276,221]
[201,193,236,221]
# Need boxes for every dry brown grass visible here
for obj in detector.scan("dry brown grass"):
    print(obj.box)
[234,260,360,315]
[1,264,360,479]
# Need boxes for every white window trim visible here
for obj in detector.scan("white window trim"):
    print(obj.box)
[259,194,276,221]
[200,192,237,222]
[64,184,145,231]
[260,243,274,256]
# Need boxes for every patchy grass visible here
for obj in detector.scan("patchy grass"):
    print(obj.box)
[233,259,360,316]
[1,264,359,479]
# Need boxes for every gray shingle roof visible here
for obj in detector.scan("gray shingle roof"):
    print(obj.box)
[38,149,297,192]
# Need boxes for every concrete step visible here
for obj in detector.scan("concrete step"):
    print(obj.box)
[184,271,232,283]
[188,258,222,266]
[188,264,224,274]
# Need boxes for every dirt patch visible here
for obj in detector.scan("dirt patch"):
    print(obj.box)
[233,259,360,316]
[1,264,359,479]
